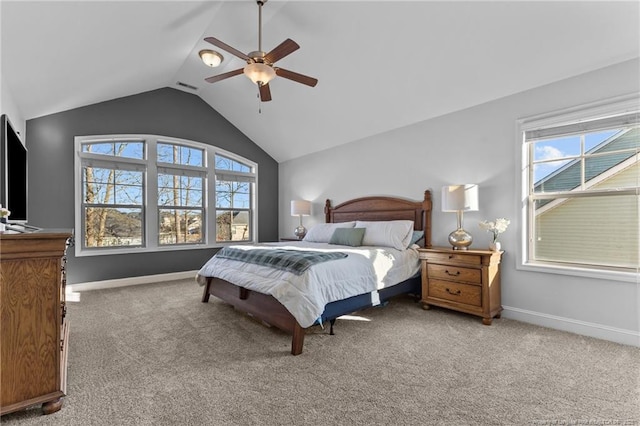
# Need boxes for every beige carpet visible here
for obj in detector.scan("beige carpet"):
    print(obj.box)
[2,279,639,425]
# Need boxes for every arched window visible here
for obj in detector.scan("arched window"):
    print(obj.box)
[74,135,257,256]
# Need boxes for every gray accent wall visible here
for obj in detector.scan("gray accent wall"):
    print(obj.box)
[26,87,278,284]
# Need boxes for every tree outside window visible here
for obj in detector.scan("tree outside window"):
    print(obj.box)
[157,143,204,245]
[82,141,144,249]
[75,135,257,256]
[215,155,253,242]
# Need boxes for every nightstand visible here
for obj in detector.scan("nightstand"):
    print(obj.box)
[418,247,503,325]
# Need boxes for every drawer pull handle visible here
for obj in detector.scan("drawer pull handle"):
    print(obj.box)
[446,288,461,296]
[445,270,460,276]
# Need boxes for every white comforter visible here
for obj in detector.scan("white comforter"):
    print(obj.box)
[196,241,421,328]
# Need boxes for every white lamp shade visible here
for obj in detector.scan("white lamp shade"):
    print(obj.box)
[244,62,276,85]
[291,200,311,216]
[441,184,479,212]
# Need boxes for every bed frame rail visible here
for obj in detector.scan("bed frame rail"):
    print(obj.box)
[202,277,305,355]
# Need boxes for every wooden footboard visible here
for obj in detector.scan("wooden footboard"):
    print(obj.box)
[202,277,305,355]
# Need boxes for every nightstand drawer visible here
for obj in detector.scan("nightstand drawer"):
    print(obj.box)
[429,280,482,307]
[427,264,481,285]
[423,252,482,265]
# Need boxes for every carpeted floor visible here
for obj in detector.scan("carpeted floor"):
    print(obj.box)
[2,279,639,425]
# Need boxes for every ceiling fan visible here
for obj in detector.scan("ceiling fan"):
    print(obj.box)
[203,0,318,102]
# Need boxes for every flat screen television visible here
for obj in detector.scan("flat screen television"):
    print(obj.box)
[0,114,28,223]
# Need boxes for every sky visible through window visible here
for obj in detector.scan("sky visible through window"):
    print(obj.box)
[82,141,144,159]
[532,129,619,183]
[82,142,252,207]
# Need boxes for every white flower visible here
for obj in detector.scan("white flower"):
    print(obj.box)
[0,207,10,218]
[479,218,510,243]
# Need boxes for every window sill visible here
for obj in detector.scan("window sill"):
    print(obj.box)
[518,261,638,283]
[75,241,255,257]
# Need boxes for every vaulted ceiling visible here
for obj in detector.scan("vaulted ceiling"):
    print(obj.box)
[2,1,639,162]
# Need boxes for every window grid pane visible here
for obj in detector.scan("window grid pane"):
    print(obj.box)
[84,207,143,248]
[216,210,250,242]
[159,208,203,245]
[215,154,251,173]
[216,181,250,208]
[534,194,638,268]
[82,141,144,159]
[158,173,203,207]
[158,143,204,167]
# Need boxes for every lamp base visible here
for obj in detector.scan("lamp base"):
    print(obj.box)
[448,228,473,250]
[294,225,307,240]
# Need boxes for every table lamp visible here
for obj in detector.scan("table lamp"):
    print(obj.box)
[442,184,479,250]
[291,200,311,239]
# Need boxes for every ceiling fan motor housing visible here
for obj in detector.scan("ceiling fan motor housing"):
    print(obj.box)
[248,51,268,64]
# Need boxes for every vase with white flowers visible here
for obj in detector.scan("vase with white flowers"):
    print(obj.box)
[479,218,510,251]
[0,205,10,232]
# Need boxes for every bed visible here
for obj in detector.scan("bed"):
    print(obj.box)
[197,190,432,355]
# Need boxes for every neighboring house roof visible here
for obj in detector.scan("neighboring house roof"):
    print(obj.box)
[534,128,638,207]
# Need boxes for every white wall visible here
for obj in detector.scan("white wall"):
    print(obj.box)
[279,58,640,346]
[0,4,25,136]
[1,74,26,137]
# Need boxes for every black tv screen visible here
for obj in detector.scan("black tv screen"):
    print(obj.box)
[0,114,28,223]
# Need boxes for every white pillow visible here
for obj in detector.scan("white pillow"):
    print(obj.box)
[355,220,414,250]
[303,222,356,243]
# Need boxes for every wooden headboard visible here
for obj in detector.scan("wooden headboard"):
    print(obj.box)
[324,190,432,248]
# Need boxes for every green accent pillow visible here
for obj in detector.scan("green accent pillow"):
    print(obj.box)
[410,230,424,246]
[329,227,366,247]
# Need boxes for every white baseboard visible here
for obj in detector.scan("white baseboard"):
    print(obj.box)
[67,270,199,293]
[502,305,640,347]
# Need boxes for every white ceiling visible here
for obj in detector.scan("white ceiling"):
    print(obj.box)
[2,1,639,163]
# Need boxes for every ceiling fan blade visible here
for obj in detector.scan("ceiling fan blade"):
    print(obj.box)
[205,68,244,84]
[204,37,251,62]
[275,68,318,87]
[264,38,300,64]
[259,83,272,102]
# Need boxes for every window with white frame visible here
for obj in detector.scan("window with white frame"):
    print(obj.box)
[157,142,205,245]
[75,135,257,256]
[214,155,253,242]
[519,96,639,276]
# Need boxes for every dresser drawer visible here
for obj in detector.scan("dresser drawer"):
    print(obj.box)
[428,279,482,307]
[427,264,481,285]
[423,252,482,265]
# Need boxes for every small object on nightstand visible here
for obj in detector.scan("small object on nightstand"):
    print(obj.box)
[291,200,311,240]
[418,247,503,325]
[441,185,479,250]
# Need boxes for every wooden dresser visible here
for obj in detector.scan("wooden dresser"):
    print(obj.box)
[418,247,503,325]
[0,230,72,416]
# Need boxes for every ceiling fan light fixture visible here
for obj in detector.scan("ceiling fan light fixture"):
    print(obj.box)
[244,62,276,85]
[199,49,223,67]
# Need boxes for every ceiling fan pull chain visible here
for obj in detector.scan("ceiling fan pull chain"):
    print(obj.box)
[257,92,262,114]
